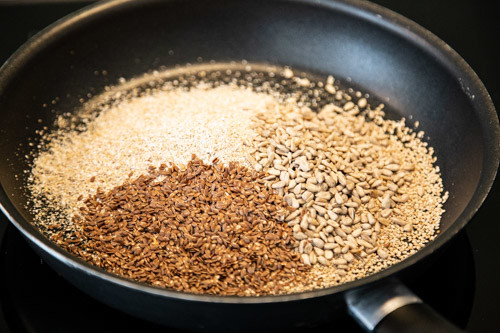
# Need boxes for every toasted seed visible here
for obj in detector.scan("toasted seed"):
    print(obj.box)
[345,201,359,208]
[380,208,392,218]
[343,252,354,262]
[305,183,322,192]
[280,171,290,183]
[367,212,376,225]
[325,84,336,94]
[324,243,336,250]
[293,183,302,195]
[294,232,308,240]
[345,239,357,248]
[355,185,365,197]
[324,250,334,260]
[343,101,355,111]
[302,191,314,202]
[325,175,336,187]
[361,223,371,230]
[298,240,306,253]
[338,173,347,186]
[297,157,310,172]
[387,183,399,192]
[309,251,317,265]
[314,247,325,256]
[312,238,325,249]
[357,239,374,248]
[335,192,344,204]
[304,242,313,254]
[327,210,338,221]
[378,217,390,226]
[317,256,328,265]
[393,194,409,203]
[377,248,389,259]
[263,175,277,181]
[316,191,332,200]
[283,194,294,206]
[324,225,334,234]
[332,258,347,265]
[272,180,287,189]
[335,269,347,276]
[295,176,306,183]
[286,210,301,221]
[391,217,407,226]
[315,171,324,184]
[268,168,281,176]
[401,163,415,171]
[313,204,327,216]
[352,228,362,237]
[381,194,391,209]
[300,214,309,229]
[341,217,353,226]
[417,187,424,196]
[335,228,347,238]
[385,164,400,171]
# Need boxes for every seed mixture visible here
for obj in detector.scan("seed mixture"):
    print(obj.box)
[245,96,447,288]
[27,64,447,295]
[30,85,275,215]
[59,157,308,296]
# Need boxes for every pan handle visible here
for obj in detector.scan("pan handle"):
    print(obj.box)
[345,278,464,333]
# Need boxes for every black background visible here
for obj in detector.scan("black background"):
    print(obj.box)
[0,1,498,332]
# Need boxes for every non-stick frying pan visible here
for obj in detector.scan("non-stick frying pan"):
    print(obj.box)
[0,0,498,332]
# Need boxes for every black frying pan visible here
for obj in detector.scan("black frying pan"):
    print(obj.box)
[0,0,498,332]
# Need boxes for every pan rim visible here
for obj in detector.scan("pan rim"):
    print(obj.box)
[0,0,498,304]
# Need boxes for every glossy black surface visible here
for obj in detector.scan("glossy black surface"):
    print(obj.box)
[0,0,498,332]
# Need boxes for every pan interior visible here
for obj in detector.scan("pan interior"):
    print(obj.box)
[0,0,489,297]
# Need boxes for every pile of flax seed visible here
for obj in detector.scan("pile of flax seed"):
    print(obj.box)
[27,64,447,295]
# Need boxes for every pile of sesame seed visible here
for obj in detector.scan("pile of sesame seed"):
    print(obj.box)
[27,63,447,295]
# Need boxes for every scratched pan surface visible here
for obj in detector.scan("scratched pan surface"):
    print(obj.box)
[0,0,498,331]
